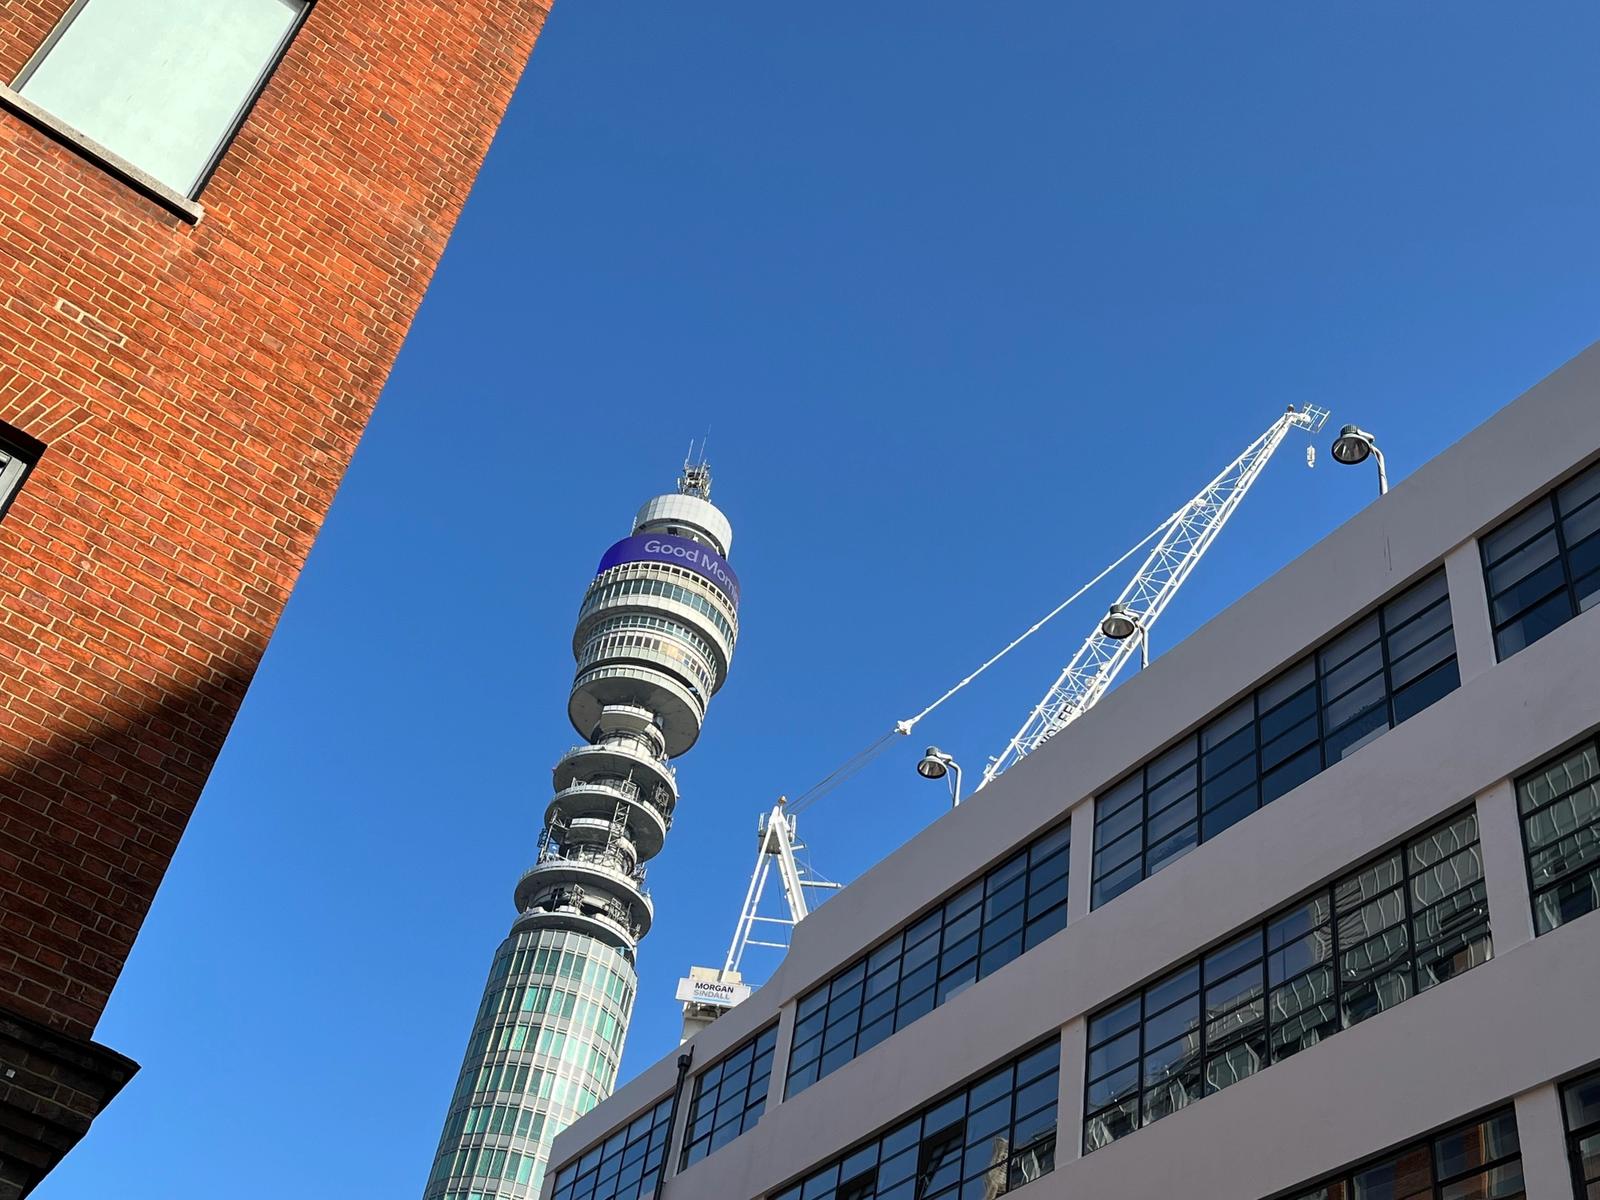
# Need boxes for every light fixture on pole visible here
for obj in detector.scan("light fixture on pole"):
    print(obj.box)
[1100,602,1149,669]
[1330,425,1388,496]
[916,746,963,808]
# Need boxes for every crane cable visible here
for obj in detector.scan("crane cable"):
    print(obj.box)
[785,506,1180,819]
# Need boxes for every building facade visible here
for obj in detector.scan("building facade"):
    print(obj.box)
[424,466,741,1200]
[543,344,1600,1200]
[0,2,553,1194]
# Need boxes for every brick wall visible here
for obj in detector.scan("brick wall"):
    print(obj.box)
[0,0,553,1050]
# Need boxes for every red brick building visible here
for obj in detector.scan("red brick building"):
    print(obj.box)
[0,2,553,1193]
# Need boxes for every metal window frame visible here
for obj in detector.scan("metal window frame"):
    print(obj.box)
[1561,1065,1600,1199]
[1268,1104,1524,1200]
[679,1021,779,1170]
[1481,493,1573,659]
[549,1091,676,1200]
[1083,805,1489,1153]
[1090,568,1458,909]
[769,1036,1062,1200]
[1512,731,1600,937]
[1480,454,1600,661]
[13,0,316,200]
[785,821,1071,1099]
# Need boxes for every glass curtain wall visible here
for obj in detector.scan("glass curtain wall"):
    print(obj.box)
[426,926,636,1200]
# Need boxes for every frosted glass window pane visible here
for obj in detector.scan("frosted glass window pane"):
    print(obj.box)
[18,0,304,196]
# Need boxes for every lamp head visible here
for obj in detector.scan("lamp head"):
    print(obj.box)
[1331,425,1376,466]
[1101,603,1140,641]
[916,747,951,780]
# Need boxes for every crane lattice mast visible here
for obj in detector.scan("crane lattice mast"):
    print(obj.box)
[980,404,1328,788]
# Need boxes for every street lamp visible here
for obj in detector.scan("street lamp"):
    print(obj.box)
[1331,425,1388,496]
[916,746,963,808]
[1101,603,1149,669]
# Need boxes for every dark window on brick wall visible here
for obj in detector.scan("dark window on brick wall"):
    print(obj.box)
[1280,1107,1523,1200]
[680,1023,777,1169]
[1516,735,1600,935]
[786,823,1070,1099]
[0,421,44,521]
[1480,457,1600,660]
[1092,569,1458,909]
[1084,808,1488,1153]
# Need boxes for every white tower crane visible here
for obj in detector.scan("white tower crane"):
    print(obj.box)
[982,404,1328,785]
[677,801,839,1041]
[679,404,1329,1035]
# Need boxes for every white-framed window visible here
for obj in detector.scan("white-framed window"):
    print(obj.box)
[14,0,311,199]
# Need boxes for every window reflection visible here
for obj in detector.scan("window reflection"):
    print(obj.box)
[771,1041,1059,1200]
[1284,1109,1523,1200]
[1084,809,1488,1152]
[1516,737,1600,935]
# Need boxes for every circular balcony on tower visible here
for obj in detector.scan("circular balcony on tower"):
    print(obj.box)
[555,738,676,802]
[545,779,669,860]
[569,663,705,757]
[514,855,654,940]
[510,898,646,948]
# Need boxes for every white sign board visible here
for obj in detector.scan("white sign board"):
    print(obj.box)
[675,977,752,1008]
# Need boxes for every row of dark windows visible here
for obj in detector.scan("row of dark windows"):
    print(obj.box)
[680,1023,777,1169]
[1092,568,1459,909]
[1085,807,1488,1152]
[1481,456,1600,661]
[786,823,1069,1099]
[770,1040,1059,1200]
[1564,1069,1600,1200]
[1517,735,1600,936]
[1283,1106,1524,1200]
[547,1091,673,1200]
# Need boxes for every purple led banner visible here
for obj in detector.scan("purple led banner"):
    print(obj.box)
[595,534,740,608]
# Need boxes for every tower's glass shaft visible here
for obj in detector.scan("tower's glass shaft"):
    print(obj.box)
[424,465,738,1200]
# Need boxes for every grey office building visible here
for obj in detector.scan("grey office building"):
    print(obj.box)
[425,464,741,1200]
[542,345,1600,1200]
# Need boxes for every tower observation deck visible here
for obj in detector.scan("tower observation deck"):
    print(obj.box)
[423,462,740,1200]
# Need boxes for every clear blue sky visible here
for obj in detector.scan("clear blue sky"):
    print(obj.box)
[43,4,1599,1197]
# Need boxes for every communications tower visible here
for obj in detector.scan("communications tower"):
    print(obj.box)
[423,461,740,1200]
